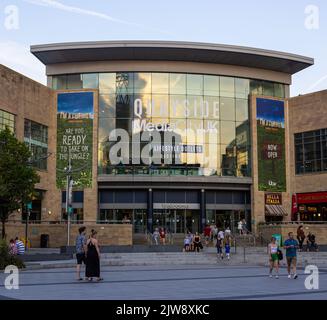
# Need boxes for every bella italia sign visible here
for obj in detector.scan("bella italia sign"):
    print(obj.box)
[56,92,94,189]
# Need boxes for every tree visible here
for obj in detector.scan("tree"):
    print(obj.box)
[0,128,39,239]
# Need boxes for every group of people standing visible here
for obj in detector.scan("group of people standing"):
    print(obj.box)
[296,226,318,252]
[8,237,25,256]
[75,226,103,282]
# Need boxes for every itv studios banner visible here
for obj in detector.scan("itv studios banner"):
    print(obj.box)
[256,98,286,192]
[56,91,94,189]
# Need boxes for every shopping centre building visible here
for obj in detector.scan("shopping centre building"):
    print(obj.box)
[1,41,327,247]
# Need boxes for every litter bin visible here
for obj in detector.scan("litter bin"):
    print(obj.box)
[40,234,49,248]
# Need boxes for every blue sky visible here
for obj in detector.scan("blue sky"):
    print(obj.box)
[0,0,326,96]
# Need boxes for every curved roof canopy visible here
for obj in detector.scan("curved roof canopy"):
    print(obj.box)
[31,40,314,74]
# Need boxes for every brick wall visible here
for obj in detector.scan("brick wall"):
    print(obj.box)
[1,223,133,247]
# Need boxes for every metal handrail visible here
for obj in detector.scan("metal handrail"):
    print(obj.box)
[6,219,133,225]
[260,221,327,225]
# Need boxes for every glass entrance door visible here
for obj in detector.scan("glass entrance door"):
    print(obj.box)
[133,209,147,233]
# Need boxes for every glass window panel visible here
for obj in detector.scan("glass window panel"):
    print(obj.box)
[204,75,219,96]
[52,75,67,90]
[152,95,169,118]
[220,97,235,121]
[221,121,236,145]
[236,144,249,177]
[134,73,151,93]
[221,143,236,176]
[187,74,203,95]
[187,119,204,144]
[203,144,219,176]
[235,78,249,99]
[116,73,134,94]
[169,119,187,144]
[82,73,98,89]
[235,99,248,122]
[170,74,186,94]
[304,143,315,160]
[116,119,132,137]
[99,95,115,118]
[170,95,187,118]
[220,77,235,97]
[274,83,285,98]
[262,81,275,97]
[116,94,134,118]
[203,96,220,120]
[152,73,169,94]
[250,80,263,96]
[295,145,304,162]
[187,96,204,119]
[133,94,151,119]
[66,74,82,89]
[204,119,219,145]
[236,121,249,147]
[322,142,327,158]
[99,118,115,143]
[99,73,116,94]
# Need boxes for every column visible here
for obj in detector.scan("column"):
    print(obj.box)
[147,188,153,233]
[200,189,206,233]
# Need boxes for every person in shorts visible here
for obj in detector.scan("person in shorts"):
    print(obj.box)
[268,237,279,278]
[183,235,190,252]
[284,232,299,279]
[75,226,87,281]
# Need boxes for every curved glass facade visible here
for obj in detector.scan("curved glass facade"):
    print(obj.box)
[52,72,286,177]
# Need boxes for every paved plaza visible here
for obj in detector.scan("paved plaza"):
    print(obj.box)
[0,264,326,300]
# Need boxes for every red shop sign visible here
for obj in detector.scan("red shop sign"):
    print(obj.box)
[297,192,327,204]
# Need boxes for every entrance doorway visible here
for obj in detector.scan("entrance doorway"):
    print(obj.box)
[206,210,247,233]
[153,209,199,234]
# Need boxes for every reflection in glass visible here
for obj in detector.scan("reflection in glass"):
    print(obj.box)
[187,119,204,144]
[82,73,98,89]
[204,120,219,145]
[274,83,285,98]
[235,78,249,99]
[152,73,169,94]
[236,99,248,122]
[99,95,115,118]
[236,144,250,177]
[152,95,169,118]
[99,118,115,143]
[170,74,186,94]
[187,96,204,119]
[170,95,187,118]
[169,119,187,144]
[52,75,67,90]
[221,121,236,145]
[220,97,235,121]
[99,73,116,94]
[187,74,203,95]
[263,81,274,97]
[221,143,236,176]
[134,94,152,119]
[204,75,219,96]
[116,94,133,118]
[220,77,235,97]
[67,74,82,89]
[250,80,263,95]
[205,96,220,119]
[116,73,134,94]
[134,73,151,93]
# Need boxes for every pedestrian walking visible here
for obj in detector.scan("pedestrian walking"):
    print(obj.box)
[296,226,305,252]
[75,226,87,281]
[237,220,243,235]
[183,235,190,252]
[160,227,166,245]
[152,228,160,245]
[284,232,299,279]
[268,237,279,278]
[224,227,231,237]
[242,219,247,234]
[85,229,103,282]
[225,236,231,260]
[203,225,211,246]
[188,231,194,251]
[216,236,223,260]
[15,237,25,255]
[217,229,224,240]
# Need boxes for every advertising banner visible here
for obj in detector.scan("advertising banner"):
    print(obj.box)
[256,98,286,192]
[56,92,94,189]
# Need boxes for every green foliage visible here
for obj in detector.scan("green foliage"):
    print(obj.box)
[0,240,25,270]
[0,127,40,238]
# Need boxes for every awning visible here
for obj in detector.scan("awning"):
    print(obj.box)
[265,205,287,216]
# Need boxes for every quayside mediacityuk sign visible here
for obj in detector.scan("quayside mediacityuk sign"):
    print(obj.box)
[256,98,286,192]
[56,92,94,189]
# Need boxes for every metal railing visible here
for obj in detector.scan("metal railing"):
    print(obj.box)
[260,221,327,226]
[6,219,133,225]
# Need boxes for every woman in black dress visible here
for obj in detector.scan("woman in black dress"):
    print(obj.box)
[85,229,102,281]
